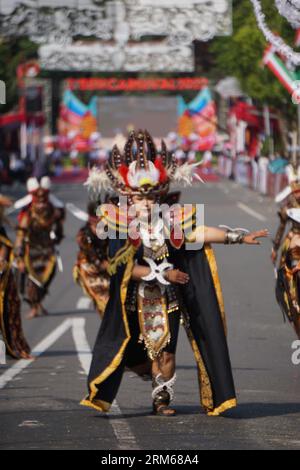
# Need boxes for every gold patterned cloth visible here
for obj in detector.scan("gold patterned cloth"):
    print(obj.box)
[0,228,31,359]
[137,282,170,360]
[276,237,300,322]
[15,202,64,306]
[82,209,237,417]
[74,224,110,317]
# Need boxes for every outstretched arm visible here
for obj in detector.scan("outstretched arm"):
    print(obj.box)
[131,225,269,285]
[186,225,269,245]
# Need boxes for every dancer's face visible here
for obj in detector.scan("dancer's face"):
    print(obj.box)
[32,189,49,209]
[132,194,158,222]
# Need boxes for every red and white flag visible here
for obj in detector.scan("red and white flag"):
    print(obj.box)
[295,29,300,47]
[263,45,297,95]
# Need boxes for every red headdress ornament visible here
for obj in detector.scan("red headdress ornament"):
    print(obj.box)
[85,130,203,198]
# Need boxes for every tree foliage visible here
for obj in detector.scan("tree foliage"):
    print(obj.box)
[1,0,299,127]
[0,38,38,114]
[209,0,297,122]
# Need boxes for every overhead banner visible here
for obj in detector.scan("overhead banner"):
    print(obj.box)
[1,1,232,43]
[39,42,195,73]
[66,77,209,92]
[1,1,232,72]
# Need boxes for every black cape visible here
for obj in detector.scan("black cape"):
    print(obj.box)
[81,238,237,416]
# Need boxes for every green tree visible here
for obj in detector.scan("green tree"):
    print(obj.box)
[209,0,298,141]
[0,38,38,113]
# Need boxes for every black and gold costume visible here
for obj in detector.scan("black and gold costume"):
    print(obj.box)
[0,225,31,359]
[274,190,300,323]
[74,223,109,317]
[81,209,236,416]
[14,195,64,309]
[79,130,265,417]
[81,130,237,417]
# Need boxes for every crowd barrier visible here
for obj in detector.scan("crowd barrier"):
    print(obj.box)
[218,156,288,199]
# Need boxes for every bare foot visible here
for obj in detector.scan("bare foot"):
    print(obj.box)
[39,305,49,316]
[20,352,35,360]
[27,307,39,320]
[153,404,176,416]
[293,318,300,339]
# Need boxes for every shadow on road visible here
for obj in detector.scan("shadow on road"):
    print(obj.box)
[176,365,271,372]
[93,403,300,420]
[224,402,300,420]
[24,309,95,318]
[34,350,89,357]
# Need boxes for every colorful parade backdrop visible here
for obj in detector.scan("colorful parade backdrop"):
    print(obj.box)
[57,90,98,152]
[177,87,217,151]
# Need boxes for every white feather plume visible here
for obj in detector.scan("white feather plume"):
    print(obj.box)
[66,203,89,222]
[84,167,112,196]
[6,195,33,215]
[127,161,160,188]
[27,177,39,193]
[286,164,297,184]
[40,176,51,190]
[275,185,292,204]
[169,160,204,186]
[49,194,64,209]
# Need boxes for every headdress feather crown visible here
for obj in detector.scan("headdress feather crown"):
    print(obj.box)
[85,129,203,197]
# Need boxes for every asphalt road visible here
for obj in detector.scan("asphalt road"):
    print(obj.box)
[0,178,300,451]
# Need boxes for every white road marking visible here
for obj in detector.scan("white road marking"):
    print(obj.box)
[71,317,139,451]
[109,403,139,450]
[71,317,91,375]
[0,316,139,450]
[76,297,92,310]
[18,420,44,428]
[0,319,72,390]
[237,202,267,222]
[219,184,230,194]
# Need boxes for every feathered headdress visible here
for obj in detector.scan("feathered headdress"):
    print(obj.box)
[85,130,203,198]
[275,163,300,203]
[7,177,64,214]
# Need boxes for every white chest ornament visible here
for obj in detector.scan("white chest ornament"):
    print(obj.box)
[137,217,174,360]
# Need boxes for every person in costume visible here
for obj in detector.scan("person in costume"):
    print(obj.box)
[0,195,31,359]
[272,164,300,338]
[81,130,268,417]
[13,177,65,319]
[68,200,110,317]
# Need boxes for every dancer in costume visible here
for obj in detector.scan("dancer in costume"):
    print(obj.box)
[68,201,110,317]
[272,165,300,338]
[13,177,65,319]
[81,130,268,417]
[0,195,31,359]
